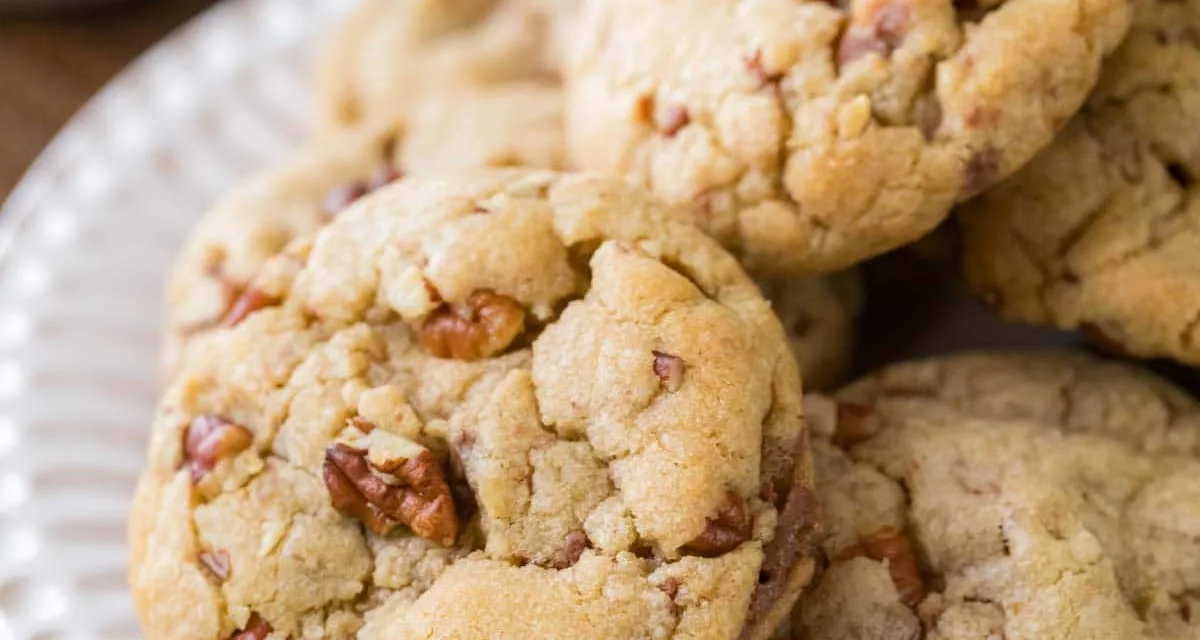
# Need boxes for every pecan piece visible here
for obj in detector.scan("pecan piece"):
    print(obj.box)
[742,483,821,636]
[652,351,686,392]
[198,548,231,581]
[323,442,459,545]
[659,577,683,617]
[229,613,271,640]
[831,402,874,449]
[178,260,245,334]
[635,93,656,125]
[221,287,280,328]
[367,163,404,191]
[418,289,526,361]
[323,163,404,216]
[913,93,943,141]
[838,1,911,66]
[543,530,590,569]
[683,491,752,557]
[836,526,926,608]
[181,416,253,484]
[744,49,784,88]
[323,181,369,216]
[659,105,691,137]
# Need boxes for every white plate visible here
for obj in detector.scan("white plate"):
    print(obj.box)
[0,1,354,637]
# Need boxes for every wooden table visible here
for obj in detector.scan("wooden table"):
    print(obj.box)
[0,0,215,200]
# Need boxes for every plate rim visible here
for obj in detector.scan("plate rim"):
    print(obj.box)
[0,0,252,272]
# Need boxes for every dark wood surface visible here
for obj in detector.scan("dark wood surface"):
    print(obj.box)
[0,0,216,201]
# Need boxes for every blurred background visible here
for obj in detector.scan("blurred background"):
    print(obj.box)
[0,0,215,200]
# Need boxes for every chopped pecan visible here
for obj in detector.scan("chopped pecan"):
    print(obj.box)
[181,416,253,484]
[831,402,874,449]
[683,491,752,557]
[229,613,271,640]
[323,442,459,545]
[221,287,280,328]
[323,181,369,216]
[659,577,681,600]
[742,483,821,636]
[836,526,926,608]
[659,577,682,617]
[198,548,231,581]
[635,93,656,125]
[418,289,526,361]
[367,164,404,192]
[838,2,910,66]
[659,105,691,137]
[180,260,244,334]
[744,49,784,88]
[543,530,590,569]
[913,93,943,141]
[323,163,403,216]
[652,351,686,392]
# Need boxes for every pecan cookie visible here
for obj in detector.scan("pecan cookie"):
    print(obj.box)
[760,272,863,392]
[315,0,573,133]
[163,83,564,375]
[794,352,1200,639]
[564,0,1131,275]
[131,171,819,640]
[959,0,1200,365]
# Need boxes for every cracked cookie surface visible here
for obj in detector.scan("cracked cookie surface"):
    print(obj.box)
[132,170,819,640]
[163,83,564,376]
[958,0,1200,365]
[315,0,574,133]
[793,352,1200,639]
[564,0,1130,275]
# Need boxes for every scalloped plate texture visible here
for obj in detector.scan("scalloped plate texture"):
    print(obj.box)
[0,1,354,637]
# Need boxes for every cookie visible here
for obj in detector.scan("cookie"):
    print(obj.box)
[760,272,864,392]
[131,170,819,640]
[958,0,1200,365]
[564,0,1131,275]
[794,352,1200,639]
[163,83,564,375]
[315,0,572,133]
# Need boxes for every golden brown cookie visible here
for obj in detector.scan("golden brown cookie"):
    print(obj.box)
[565,0,1131,275]
[794,352,1200,640]
[315,0,572,133]
[132,171,819,640]
[959,0,1200,365]
[163,83,563,376]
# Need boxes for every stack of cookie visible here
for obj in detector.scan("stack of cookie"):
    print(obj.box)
[128,1,1200,638]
